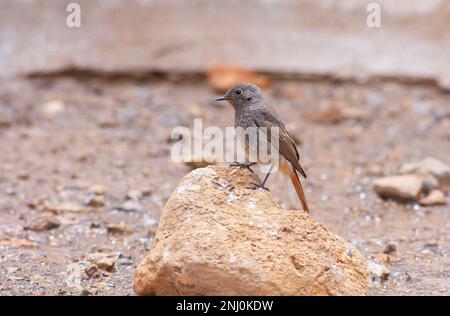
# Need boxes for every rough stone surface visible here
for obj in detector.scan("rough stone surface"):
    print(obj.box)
[134,166,369,296]
[400,157,450,184]
[24,213,60,232]
[367,261,390,282]
[373,175,424,201]
[96,257,116,271]
[419,190,447,206]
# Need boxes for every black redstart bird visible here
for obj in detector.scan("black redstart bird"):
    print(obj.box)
[216,83,309,212]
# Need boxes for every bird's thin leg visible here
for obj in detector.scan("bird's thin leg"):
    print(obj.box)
[251,165,274,191]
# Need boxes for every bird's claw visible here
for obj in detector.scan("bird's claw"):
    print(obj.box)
[230,162,257,172]
[249,182,270,191]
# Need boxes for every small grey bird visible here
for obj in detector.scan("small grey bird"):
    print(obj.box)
[216,83,309,212]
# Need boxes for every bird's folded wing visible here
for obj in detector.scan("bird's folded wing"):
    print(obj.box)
[252,111,307,178]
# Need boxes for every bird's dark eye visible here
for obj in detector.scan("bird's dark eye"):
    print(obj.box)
[235,89,242,95]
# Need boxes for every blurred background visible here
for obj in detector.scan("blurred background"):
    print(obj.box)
[0,0,448,295]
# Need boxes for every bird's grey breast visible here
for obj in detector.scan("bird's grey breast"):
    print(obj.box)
[235,109,254,129]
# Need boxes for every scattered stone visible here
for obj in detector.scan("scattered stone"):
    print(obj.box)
[90,184,106,195]
[422,242,439,253]
[106,223,132,235]
[184,159,215,169]
[419,190,447,206]
[42,100,65,117]
[0,237,38,248]
[16,171,29,180]
[75,153,94,164]
[5,187,16,195]
[341,107,368,120]
[27,199,43,209]
[114,200,143,212]
[126,190,142,201]
[116,254,134,267]
[402,272,413,283]
[89,282,109,294]
[134,165,369,296]
[84,195,106,207]
[369,253,392,264]
[366,164,384,176]
[44,202,90,213]
[114,159,125,168]
[207,65,271,93]
[367,261,390,282]
[142,168,151,177]
[373,175,423,201]
[7,267,18,274]
[90,222,102,229]
[96,257,116,271]
[84,264,102,278]
[400,157,450,184]
[24,213,60,232]
[306,105,368,124]
[88,253,119,272]
[141,187,153,197]
[183,152,217,169]
[0,117,12,128]
[97,115,119,128]
[65,262,84,294]
[383,242,397,255]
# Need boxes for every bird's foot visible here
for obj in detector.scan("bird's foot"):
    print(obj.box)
[230,162,257,172]
[248,182,270,192]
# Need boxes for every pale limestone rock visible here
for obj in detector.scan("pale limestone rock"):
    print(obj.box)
[400,157,450,184]
[373,175,423,201]
[367,261,390,282]
[419,190,447,206]
[134,166,368,296]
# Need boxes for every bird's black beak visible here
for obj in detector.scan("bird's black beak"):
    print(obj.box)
[215,96,228,101]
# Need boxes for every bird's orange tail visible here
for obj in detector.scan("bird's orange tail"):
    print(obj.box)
[289,170,309,213]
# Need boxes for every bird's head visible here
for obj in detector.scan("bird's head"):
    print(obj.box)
[215,83,262,109]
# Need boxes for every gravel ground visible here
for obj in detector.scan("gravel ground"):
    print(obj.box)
[0,75,448,295]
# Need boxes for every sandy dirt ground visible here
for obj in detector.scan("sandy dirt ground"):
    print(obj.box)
[0,75,448,295]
